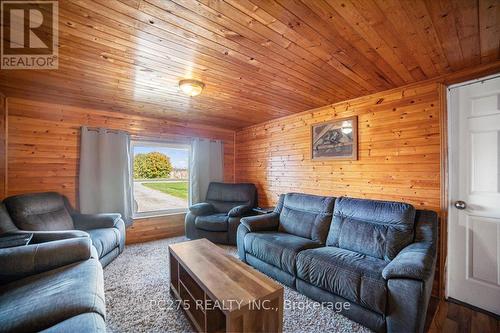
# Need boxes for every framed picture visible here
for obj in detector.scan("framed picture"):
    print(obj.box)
[311,116,358,160]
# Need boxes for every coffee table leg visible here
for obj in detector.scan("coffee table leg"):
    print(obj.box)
[265,292,283,333]
[277,292,284,333]
[226,293,284,333]
[227,313,243,332]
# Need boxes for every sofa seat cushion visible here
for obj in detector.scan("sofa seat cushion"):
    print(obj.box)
[244,231,321,275]
[88,228,120,258]
[195,213,228,232]
[40,313,106,333]
[0,259,105,333]
[296,247,388,315]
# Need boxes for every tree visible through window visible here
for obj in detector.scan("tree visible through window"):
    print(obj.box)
[131,141,190,216]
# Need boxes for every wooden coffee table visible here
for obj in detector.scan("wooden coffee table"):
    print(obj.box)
[169,239,284,333]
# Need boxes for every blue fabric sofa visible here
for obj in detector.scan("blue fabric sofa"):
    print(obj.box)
[237,193,438,333]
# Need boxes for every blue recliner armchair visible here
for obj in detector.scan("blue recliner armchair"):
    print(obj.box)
[0,203,106,332]
[3,192,126,267]
[185,182,257,245]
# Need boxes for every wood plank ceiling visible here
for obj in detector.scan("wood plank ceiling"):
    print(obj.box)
[0,0,499,129]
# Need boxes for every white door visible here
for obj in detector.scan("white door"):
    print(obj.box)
[447,75,500,315]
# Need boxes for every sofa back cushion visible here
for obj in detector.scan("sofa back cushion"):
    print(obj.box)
[326,197,416,261]
[277,193,335,243]
[4,192,74,231]
[0,203,18,235]
[206,182,257,213]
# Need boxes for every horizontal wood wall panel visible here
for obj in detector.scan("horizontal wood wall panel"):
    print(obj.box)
[236,82,442,211]
[6,98,235,208]
[235,81,443,296]
[126,214,185,244]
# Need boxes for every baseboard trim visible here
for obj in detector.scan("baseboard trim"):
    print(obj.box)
[446,297,500,320]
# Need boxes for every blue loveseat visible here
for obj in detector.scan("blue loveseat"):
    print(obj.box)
[237,193,438,333]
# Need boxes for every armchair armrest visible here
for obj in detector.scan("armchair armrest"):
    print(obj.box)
[382,242,435,280]
[228,204,252,217]
[240,213,280,232]
[189,203,215,216]
[0,237,93,284]
[72,213,122,230]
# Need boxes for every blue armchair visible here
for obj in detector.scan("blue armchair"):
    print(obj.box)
[185,182,257,244]
[3,192,125,267]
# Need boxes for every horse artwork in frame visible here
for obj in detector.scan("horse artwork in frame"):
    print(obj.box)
[311,116,358,161]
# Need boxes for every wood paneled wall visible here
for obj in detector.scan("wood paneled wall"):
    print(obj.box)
[5,97,235,242]
[236,82,443,211]
[236,81,444,295]
[235,60,500,208]
[6,97,235,204]
[126,214,185,245]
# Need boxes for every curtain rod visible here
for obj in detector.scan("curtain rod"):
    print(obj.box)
[83,126,129,135]
[193,138,222,143]
[84,127,221,143]
[133,135,221,143]
[132,136,190,144]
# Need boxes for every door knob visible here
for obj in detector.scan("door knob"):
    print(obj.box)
[454,201,467,210]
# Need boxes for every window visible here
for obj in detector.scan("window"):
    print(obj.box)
[131,141,190,217]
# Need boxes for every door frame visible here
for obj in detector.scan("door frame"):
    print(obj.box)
[445,73,500,300]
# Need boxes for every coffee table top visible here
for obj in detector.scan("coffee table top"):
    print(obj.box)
[169,239,283,312]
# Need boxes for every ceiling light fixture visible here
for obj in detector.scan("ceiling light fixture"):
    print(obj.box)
[179,79,205,97]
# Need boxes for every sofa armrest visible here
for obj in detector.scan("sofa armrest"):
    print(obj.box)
[12,230,90,243]
[240,213,280,232]
[188,203,215,216]
[228,204,252,217]
[383,209,438,280]
[384,210,438,333]
[0,237,93,284]
[72,213,122,230]
[382,242,435,280]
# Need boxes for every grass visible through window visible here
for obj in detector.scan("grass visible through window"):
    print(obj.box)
[142,181,189,200]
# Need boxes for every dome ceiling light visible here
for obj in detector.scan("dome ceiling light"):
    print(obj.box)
[179,79,205,97]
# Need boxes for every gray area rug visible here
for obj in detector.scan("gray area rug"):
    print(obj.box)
[104,237,370,333]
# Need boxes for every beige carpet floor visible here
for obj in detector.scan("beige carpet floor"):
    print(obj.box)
[103,236,370,333]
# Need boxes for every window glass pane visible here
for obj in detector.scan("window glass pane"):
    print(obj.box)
[132,142,189,215]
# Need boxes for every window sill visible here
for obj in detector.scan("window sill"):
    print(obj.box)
[133,211,187,220]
